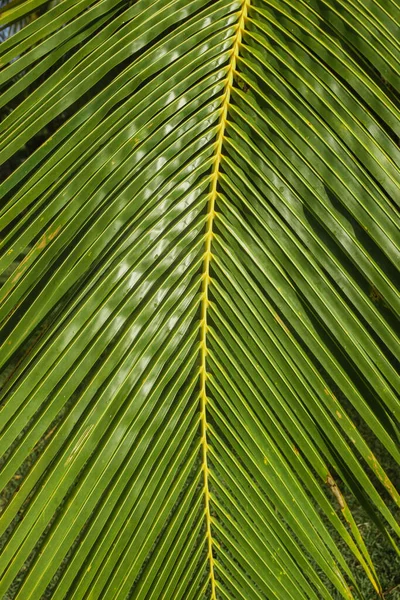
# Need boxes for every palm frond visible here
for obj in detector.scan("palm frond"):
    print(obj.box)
[0,1,399,599]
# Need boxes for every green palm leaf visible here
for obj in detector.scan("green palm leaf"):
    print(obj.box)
[0,0,399,598]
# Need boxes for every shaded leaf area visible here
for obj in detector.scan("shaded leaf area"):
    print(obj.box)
[0,1,399,599]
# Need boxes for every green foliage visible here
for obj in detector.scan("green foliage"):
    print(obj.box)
[0,1,399,599]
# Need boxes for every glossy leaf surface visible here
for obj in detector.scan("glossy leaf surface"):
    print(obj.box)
[0,1,399,598]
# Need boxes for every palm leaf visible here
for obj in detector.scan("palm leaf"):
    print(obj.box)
[0,0,399,598]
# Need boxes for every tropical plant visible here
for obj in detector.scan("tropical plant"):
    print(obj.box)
[0,0,399,598]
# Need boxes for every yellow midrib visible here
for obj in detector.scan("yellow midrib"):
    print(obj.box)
[199,2,249,598]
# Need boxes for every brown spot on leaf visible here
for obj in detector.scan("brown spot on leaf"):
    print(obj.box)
[369,285,385,306]
[11,270,23,284]
[368,453,398,498]
[48,226,61,241]
[37,234,47,250]
[326,473,345,510]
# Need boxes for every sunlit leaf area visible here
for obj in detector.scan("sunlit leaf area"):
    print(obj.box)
[0,1,399,599]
